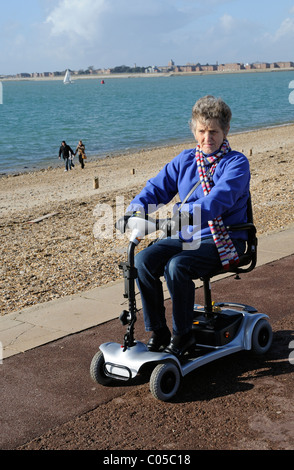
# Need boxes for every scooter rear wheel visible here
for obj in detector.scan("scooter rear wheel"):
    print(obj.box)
[150,362,181,401]
[251,319,273,355]
[90,350,114,386]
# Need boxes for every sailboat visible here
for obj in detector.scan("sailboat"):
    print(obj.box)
[63,69,73,84]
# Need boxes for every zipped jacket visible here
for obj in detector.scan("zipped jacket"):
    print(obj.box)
[126,148,250,241]
[59,144,74,159]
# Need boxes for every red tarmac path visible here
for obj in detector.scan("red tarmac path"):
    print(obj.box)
[1,255,293,451]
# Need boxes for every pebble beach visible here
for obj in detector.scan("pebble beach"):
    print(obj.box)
[1,124,294,317]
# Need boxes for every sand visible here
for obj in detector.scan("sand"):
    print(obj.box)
[1,125,294,316]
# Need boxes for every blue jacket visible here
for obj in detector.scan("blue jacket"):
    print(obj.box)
[127,148,250,241]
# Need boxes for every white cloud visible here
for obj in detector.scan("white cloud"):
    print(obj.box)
[191,13,258,64]
[256,8,294,60]
[45,0,108,40]
[272,17,294,41]
[219,13,235,33]
[42,0,196,68]
[45,0,192,40]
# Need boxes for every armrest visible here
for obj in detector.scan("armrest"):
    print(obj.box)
[226,222,256,233]
[226,222,257,273]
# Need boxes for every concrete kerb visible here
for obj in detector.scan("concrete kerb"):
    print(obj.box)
[1,226,294,359]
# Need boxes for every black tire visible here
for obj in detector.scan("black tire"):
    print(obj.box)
[150,362,181,401]
[251,319,273,355]
[90,350,113,386]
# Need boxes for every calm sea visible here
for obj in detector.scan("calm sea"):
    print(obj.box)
[1,71,294,174]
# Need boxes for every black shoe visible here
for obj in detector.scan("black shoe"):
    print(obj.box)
[164,331,195,358]
[147,327,171,352]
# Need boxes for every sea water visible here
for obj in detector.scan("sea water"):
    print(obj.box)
[0,70,294,174]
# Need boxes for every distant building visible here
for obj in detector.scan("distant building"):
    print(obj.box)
[217,63,244,71]
[271,61,294,68]
[16,73,31,78]
[174,65,196,72]
[252,62,270,69]
[201,64,218,72]
[145,66,160,73]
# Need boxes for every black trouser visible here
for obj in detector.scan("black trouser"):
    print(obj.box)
[79,154,85,168]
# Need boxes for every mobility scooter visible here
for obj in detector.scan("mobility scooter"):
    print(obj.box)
[90,199,272,401]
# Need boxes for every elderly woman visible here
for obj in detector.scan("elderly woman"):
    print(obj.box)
[117,95,250,357]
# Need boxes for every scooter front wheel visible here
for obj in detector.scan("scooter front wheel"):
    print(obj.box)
[150,362,181,401]
[90,350,114,386]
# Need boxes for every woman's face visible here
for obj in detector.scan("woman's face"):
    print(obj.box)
[194,118,229,154]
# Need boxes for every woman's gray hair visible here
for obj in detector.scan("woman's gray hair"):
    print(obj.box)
[190,95,232,134]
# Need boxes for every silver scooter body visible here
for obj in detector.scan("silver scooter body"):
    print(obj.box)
[99,308,269,381]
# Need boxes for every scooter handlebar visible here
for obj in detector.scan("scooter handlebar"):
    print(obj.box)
[126,213,171,242]
[126,214,157,234]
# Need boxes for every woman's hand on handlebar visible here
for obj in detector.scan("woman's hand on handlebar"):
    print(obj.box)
[115,212,134,233]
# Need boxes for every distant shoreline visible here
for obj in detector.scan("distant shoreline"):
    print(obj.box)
[2,67,294,82]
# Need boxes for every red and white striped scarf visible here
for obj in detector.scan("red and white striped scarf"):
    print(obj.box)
[195,139,239,270]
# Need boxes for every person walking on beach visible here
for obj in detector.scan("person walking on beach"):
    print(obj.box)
[59,141,75,172]
[75,140,86,169]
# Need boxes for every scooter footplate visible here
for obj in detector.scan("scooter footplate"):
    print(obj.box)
[100,341,176,380]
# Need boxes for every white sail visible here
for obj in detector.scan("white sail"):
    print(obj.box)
[63,69,72,84]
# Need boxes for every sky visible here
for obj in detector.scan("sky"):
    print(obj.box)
[0,0,294,75]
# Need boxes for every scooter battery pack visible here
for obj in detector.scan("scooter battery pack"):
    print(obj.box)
[192,314,243,347]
